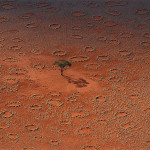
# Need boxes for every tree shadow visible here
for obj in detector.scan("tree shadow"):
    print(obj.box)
[63,75,89,88]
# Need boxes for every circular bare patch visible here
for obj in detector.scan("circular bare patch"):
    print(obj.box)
[87,23,95,27]
[0,43,3,48]
[43,110,55,119]
[23,148,35,150]
[69,56,90,62]
[10,45,22,51]
[35,2,49,8]
[82,145,97,150]
[3,78,19,85]
[30,105,42,110]
[97,55,110,61]
[59,120,72,126]
[144,108,150,113]
[31,49,43,55]
[116,86,126,91]
[104,21,117,27]
[95,95,107,102]
[2,4,14,9]
[66,96,77,102]
[72,26,81,30]
[30,94,44,100]
[47,99,63,107]
[49,24,61,29]
[127,19,135,23]
[18,52,26,56]
[70,110,89,118]
[21,15,30,19]
[137,24,146,29]
[58,129,68,135]
[48,91,61,97]
[87,2,98,8]
[97,119,107,125]
[72,35,83,39]
[84,63,100,70]
[118,50,132,57]
[5,101,22,108]
[122,122,135,129]
[0,37,4,42]
[26,23,37,28]
[71,92,81,97]
[93,16,103,21]
[128,94,139,100]
[0,122,9,129]
[110,68,120,73]
[97,36,107,41]
[6,30,19,34]
[7,133,19,140]
[3,57,19,62]
[87,74,104,81]
[120,32,134,38]
[34,136,44,142]
[141,41,150,47]
[25,124,39,131]
[115,112,128,117]
[136,9,149,15]
[52,50,67,56]
[0,17,9,23]
[143,33,150,38]
[109,132,119,138]
[105,1,127,7]
[77,127,92,135]
[0,85,18,93]
[9,68,28,75]
[12,38,23,42]
[46,7,59,12]
[33,63,45,70]
[84,46,96,52]
[145,141,150,146]
[143,57,150,64]
[108,76,121,82]
[108,39,120,45]
[49,140,61,146]
[72,11,85,17]
[107,10,120,16]
[0,111,14,118]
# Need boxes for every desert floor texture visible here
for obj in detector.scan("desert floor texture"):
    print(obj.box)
[0,0,150,150]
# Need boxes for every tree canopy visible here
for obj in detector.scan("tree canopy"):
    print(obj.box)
[53,59,72,76]
[53,59,72,68]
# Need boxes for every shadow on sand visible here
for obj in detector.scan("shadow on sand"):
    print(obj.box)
[63,75,89,88]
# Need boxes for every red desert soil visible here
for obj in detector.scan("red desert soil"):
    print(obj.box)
[0,0,150,150]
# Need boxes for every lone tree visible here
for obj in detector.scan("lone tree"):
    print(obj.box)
[53,59,72,76]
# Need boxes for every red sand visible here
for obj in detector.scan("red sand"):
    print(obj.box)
[0,0,150,150]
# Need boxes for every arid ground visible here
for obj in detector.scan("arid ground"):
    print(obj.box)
[0,0,150,150]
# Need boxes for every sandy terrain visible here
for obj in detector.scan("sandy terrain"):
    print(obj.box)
[0,0,150,149]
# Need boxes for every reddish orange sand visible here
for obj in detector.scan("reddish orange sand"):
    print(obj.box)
[0,0,150,150]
